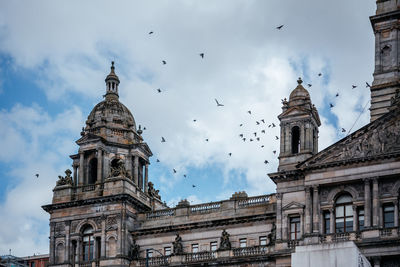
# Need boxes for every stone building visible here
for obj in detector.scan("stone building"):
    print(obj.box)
[43,1,400,266]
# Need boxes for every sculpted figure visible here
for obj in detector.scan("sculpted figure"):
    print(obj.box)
[129,240,140,260]
[173,234,183,255]
[56,169,74,186]
[109,159,130,178]
[219,229,231,251]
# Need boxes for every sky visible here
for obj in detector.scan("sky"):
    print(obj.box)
[0,0,376,256]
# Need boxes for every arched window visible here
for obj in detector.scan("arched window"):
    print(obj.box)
[107,236,117,257]
[335,194,353,233]
[56,243,65,263]
[82,225,94,262]
[291,126,300,154]
[88,158,97,185]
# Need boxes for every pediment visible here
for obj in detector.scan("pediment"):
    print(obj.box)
[298,108,400,169]
[76,133,104,145]
[279,107,309,118]
[282,201,305,210]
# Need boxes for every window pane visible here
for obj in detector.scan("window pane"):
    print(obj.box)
[336,206,344,217]
[345,205,353,216]
[259,236,267,246]
[346,220,353,232]
[336,218,344,233]
[336,195,352,204]
[384,206,394,212]
[291,232,296,240]
[324,213,330,234]
[210,242,217,251]
[239,239,247,248]
[164,247,171,256]
[384,209,394,228]
[192,244,199,253]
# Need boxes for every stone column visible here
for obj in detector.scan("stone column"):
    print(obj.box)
[353,205,358,232]
[313,186,319,233]
[282,214,288,240]
[65,221,70,263]
[101,218,106,258]
[276,193,282,240]
[364,178,371,228]
[305,187,312,234]
[133,156,139,186]
[144,163,149,193]
[126,153,132,179]
[49,222,55,264]
[73,165,78,186]
[330,208,335,234]
[379,205,383,228]
[300,125,305,151]
[372,178,379,227]
[77,237,81,263]
[394,200,399,227]
[300,211,304,237]
[79,152,84,186]
[97,149,103,183]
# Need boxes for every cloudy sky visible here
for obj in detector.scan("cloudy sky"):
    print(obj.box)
[0,0,375,256]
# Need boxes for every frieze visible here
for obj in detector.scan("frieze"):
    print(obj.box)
[106,216,118,230]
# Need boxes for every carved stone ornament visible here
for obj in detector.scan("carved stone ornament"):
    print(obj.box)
[172,234,184,255]
[218,229,231,251]
[108,159,131,179]
[129,240,140,260]
[267,222,276,246]
[56,169,73,186]
[147,182,161,200]
[106,216,117,230]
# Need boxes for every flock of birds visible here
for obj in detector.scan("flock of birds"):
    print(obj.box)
[35,25,371,194]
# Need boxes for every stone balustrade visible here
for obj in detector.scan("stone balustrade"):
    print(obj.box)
[232,245,270,256]
[237,194,272,208]
[190,202,221,214]
[146,209,175,219]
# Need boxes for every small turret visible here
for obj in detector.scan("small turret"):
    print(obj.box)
[105,61,120,100]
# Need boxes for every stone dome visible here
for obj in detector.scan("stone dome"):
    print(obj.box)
[289,78,311,106]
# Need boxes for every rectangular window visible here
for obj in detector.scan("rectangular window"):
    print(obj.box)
[259,236,267,246]
[192,243,199,253]
[384,205,395,228]
[239,238,247,248]
[358,208,364,231]
[146,249,153,258]
[290,216,301,240]
[324,211,330,234]
[164,247,171,256]
[210,242,217,251]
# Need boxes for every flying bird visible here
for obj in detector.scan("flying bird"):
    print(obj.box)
[173,169,177,173]
[205,138,209,142]
[330,103,334,108]
[239,134,244,138]
[336,93,339,97]
[261,145,265,148]
[242,138,246,142]
[156,159,160,162]
[261,119,265,123]
[318,73,322,77]
[268,124,271,128]
[307,83,312,88]
[352,85,357,89]
[272,123,276,128]
[143,127,146,130]
[193,119,197,122]
[184,174,187,178]
[256,121,260,125]
[157,88,162,93]
[261,130,266,134]
[229,153,232,157]
[366,82,371,88]
[273,150,276,154]
[161,137,166,142]
[264,160,269,164]
[275,136,279,140]
[247,110,252,114]
[276,25,284,30]
[215,99,224,107]
[199,53,204,58]
[256,137,260,141]
[192,184,196,188]
[149,31,154,34]
[250,139,254,142]
[341,128,346,133]
[239,124,243,127]
[35,174,39,178]
[254,132,257,137]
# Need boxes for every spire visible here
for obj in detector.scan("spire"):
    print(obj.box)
[105,61,120,100]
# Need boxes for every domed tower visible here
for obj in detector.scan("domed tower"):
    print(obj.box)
[278,78,321,171]
[42,63,164,267]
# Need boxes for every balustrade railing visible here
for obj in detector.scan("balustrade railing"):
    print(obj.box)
[185,251,216,262]
[190,202,221,214]
[233,246,269,256]
[380,227,398,237]
[237,195,271,208]
[287,240,299,248]
[332,232,350,242]
[138,256,169,266]
[147,209,175,219]
[82,184,96,192]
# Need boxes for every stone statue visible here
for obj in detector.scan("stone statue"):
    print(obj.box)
[267,222,276,245]
[129,240,140,260]
[219,229,231,251]
[109,159,130,178]
[173,234,183,255]
[56,169,74,186]
[148,182,161,200]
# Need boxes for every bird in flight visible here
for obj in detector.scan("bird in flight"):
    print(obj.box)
[215,99,224,107]
[318,73,322,77]
[192,185,196,188]
[156,159,160,162]
[239,134,244,138]
[272,123,276,128]
[161,137,166,142]
[352,85,357,89]
[162,60,167,65]
[193,119,197,122]
[261,145,265,148]
[157,88,162,93]
[254,132,257,137]
[261,130,266,134]
[276,25,284,30]
[250,139,254,142]
[199,53,204,58]
[366,82,371,88]
[228,153,232,157]
[35,174,39,178]
[341,128,346,132]
[256,121,260,125]
[248,110,252,114]
[307,83,312,88]
[242,138,246,142]
[173,169,177,173]
[205,138,209,142]
[261,119,265,123]
[273,150,276,154]
[239,124,243,127]
[184,174,187,178]
[256,137,260,141]
[149,31,154,35]
[330,103,334,108]
[264,160,269,164]
[275,136,279,140]
[336,93,339,97]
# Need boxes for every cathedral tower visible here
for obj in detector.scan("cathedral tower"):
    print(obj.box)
[370,0,400,121]
[42,63,164,267]
[277,78,320,171]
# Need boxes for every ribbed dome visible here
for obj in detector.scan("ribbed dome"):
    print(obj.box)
[289,78,311,106]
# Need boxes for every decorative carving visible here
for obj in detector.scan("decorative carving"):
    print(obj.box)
[218,229,231,251]
[129,240,140,260]
[172,234,184,255]
[106,216,117,230]
[71,221,79,233]
[56,169,73,186]
[108,159,131,179]
[147,182,161,200]
[381,182,394,195]
[94,217,102,229]
[267,222,276,246]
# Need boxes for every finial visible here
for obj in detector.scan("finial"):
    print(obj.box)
[111,61,115,72]
[137,125,143,135]
[297,77,303,85]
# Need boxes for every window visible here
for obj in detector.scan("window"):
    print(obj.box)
[88,158,97,184]
[358,208,365,231]
[164,247,171,256]
[192,243,199,253]
[291,126,300,154]
[259,236,267,246]
[146,249,153,258]
[324,211,330,234]
[82,226,94,261]
[239,238,247,248]
[335,194,353,233]
[290,217,301,240]
[210,242,217,252]
[384,205,395,228]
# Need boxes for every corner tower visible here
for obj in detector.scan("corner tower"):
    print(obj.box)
[42,63,164,267]
[278,78,320,171]
[370,0,400,121]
